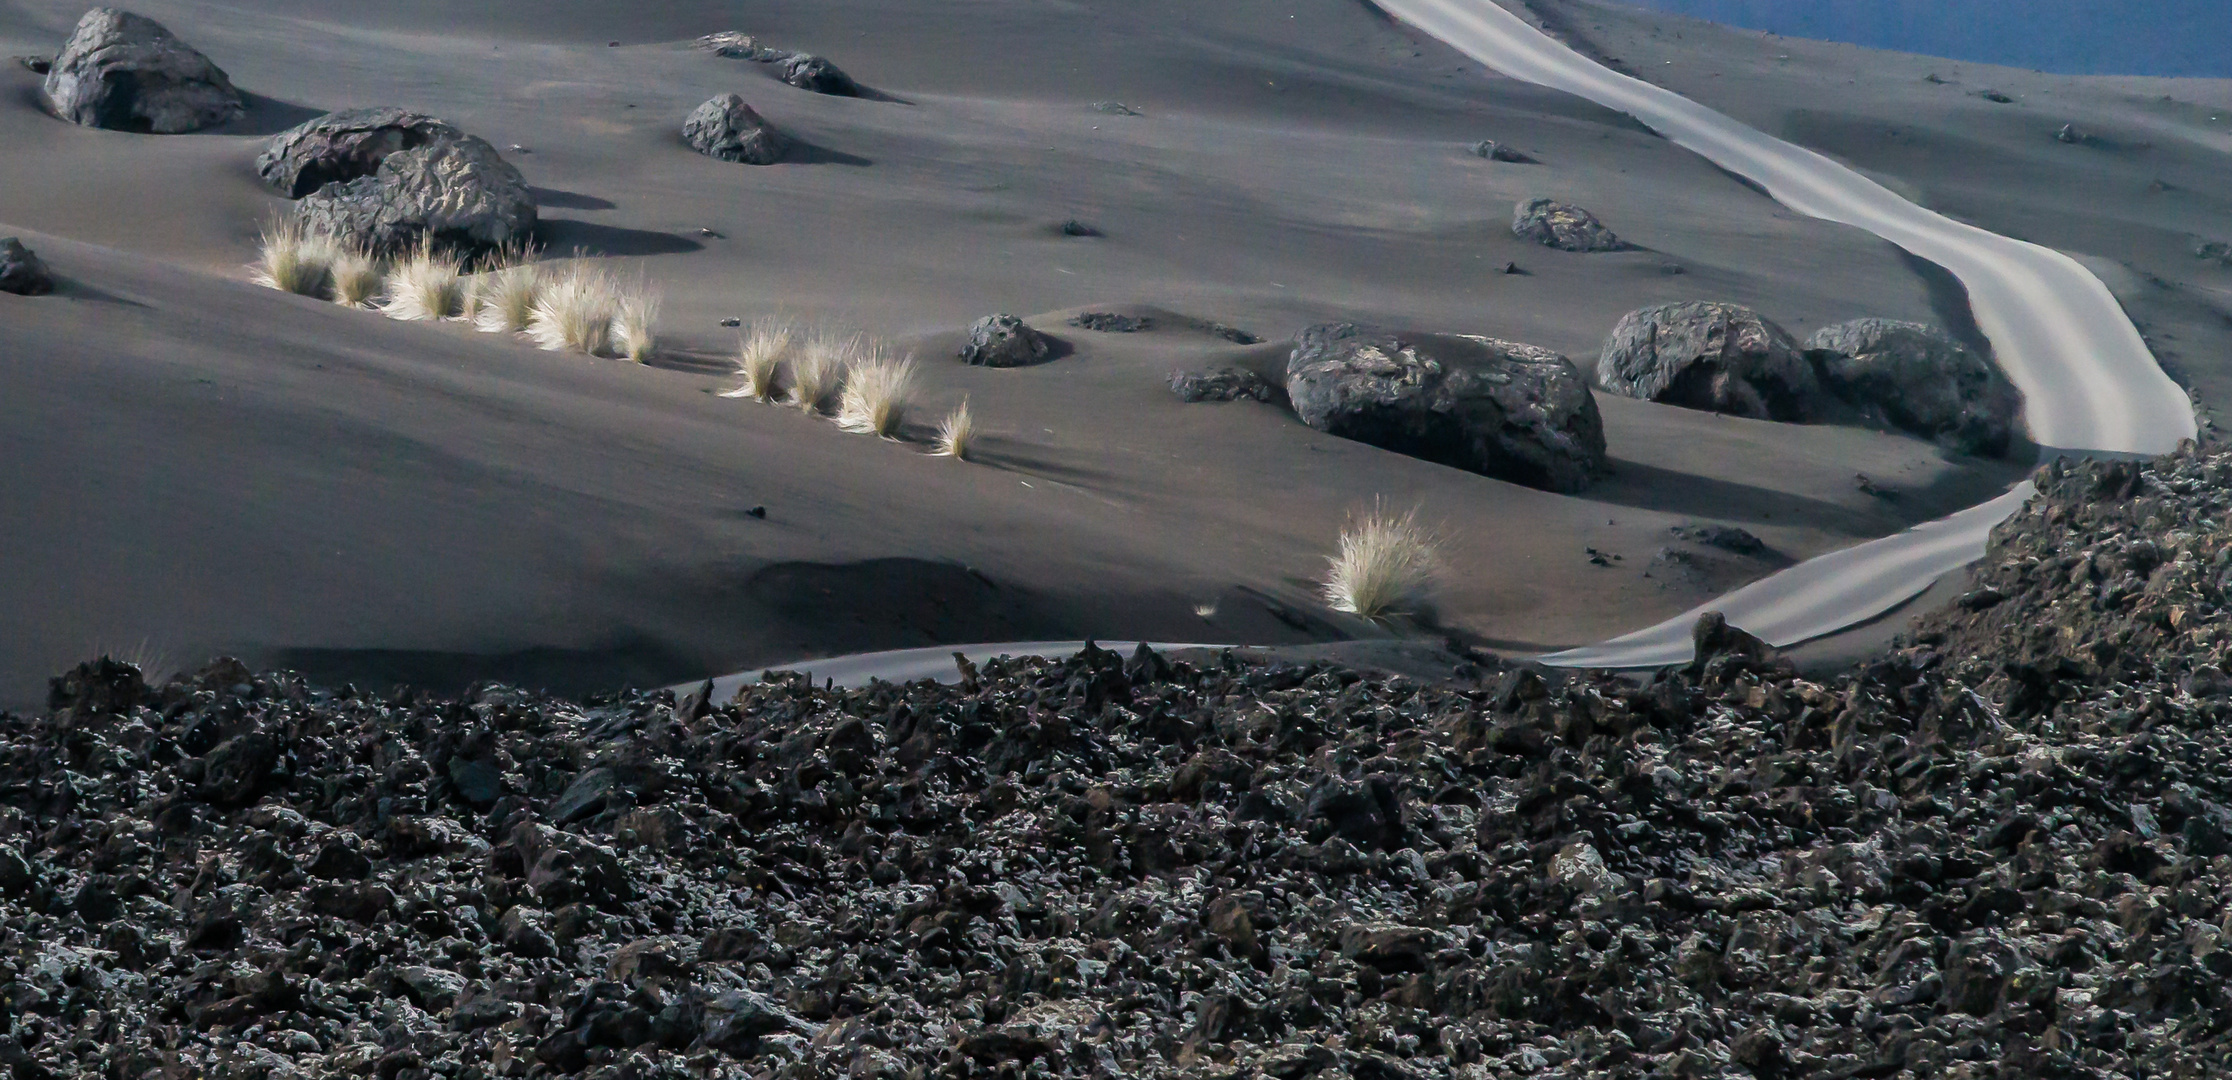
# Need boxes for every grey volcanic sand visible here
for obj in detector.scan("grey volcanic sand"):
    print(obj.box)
[0,0,2049,704]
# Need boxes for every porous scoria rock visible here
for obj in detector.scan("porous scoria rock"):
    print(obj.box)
[0,238,54,296]
[1597,300,1826,421]
[1807,317,2022,457]
[292,132,536,257]
[40,7,242,133]
[681,94,789,165]
[1511,197,1627,251]
[1286,322,1607,492]
[9,451,2232,1080]
[256,107,468,199]
[959,314,1052,367]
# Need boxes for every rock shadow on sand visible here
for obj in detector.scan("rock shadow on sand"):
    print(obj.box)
[270,639,703,699]
[744,558,1079,657]
[205,92,327,136]
[536,219,704,257]
[529,187,617,211]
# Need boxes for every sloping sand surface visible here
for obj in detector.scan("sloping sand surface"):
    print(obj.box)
[0,0,2035,702]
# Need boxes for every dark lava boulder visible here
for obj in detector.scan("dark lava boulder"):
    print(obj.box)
[1806,318,2020,456]
[1597,300,1825,421]
[291,131,536,257]
[1511,197,1626,252]
[778,53,859,96]
[0,238,53,296]
[40,8,242,133]
[682,94,789,165]
[1286,323,1607,493]
[959,314,1052,367]
[256,107,467,199]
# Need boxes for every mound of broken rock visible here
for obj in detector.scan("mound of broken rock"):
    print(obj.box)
[682,94,789,165]
[0,238,53,296]
[1597,300,1826,422]
[1808,318,2020,457]
[1287,323,1607,493]
[1511,197,1627,252]
[11,446,2232,1080]
[274,110,537,257]
[41,7,242,134]
[960,314,1052,367]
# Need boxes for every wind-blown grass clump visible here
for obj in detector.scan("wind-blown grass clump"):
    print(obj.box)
[381,239,465,321]
[719,319,794,402]
[610,283,662,363]
[787,333,850,413]
[252,219,333,298]
[1323,503,1440,619]
[327,244,384,308]
[836,348,917,437]
[932,400,975,460]
[527,263,619,355]
[471,264,544,334]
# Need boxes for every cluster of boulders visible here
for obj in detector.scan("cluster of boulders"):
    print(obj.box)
[6,451,2230,1080]
[695,33,863,98]
[1597,302,2020,456]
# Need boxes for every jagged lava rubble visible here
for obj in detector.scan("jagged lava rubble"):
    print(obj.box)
[3,451,2230,1080]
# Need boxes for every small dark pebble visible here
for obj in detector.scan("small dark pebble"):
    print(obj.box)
[14,55,49,74]
[719,317,742,328]
[1058,220,1102,237]
[746,505,767,518]
[1170,366,1278,403]
[1503,261,1527,275]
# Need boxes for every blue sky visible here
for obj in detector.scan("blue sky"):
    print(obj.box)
[1616,0,2223,77]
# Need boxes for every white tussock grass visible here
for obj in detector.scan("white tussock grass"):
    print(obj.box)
[472,264,544,333]
[526,263,619,355]
[931,399,976,460]
[836,348,917,437]
[787,332,850,413]
[327,244,384,308]
[252,219,333,298]
[719,319,795,401]
[1322,503,1441,619]
[381,239,465,321]
[610,282,662,363]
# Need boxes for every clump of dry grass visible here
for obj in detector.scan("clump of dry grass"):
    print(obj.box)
[610,282,662,363]
[787,332,851,413]
[718,319,795,401]
[526,262,619,355]
[471,264,544,333]
[252,218,334,298]
[1322,502,1440,619]
[836,347,917,437]
[464,243,541,331]
[327,243,385,308]
[381,238,465,321]
[931,399,976,460]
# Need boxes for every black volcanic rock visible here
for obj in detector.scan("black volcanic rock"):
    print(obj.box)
[1286,322,1607,492]
[1597,300,1826,421]
[40,8,241,133]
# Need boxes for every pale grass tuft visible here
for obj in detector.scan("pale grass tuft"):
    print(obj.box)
[1322,502,1441,619]
[526,262,619,355]
[836,348,917,437]
[610,282,662,363]
[1193,603,1218,620]
[787,332,851,413]
[381,239,465,321]
[719,319,795,401]
[252,219,334,298]
[472,264,544,333]
[931,399,976,460]
[327,244,385,308]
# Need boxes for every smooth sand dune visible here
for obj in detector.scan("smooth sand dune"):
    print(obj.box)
[2,0,2199,702]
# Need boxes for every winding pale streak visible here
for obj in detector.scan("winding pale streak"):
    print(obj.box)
[695,3,2195,690]
[1371,0,2192,667]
